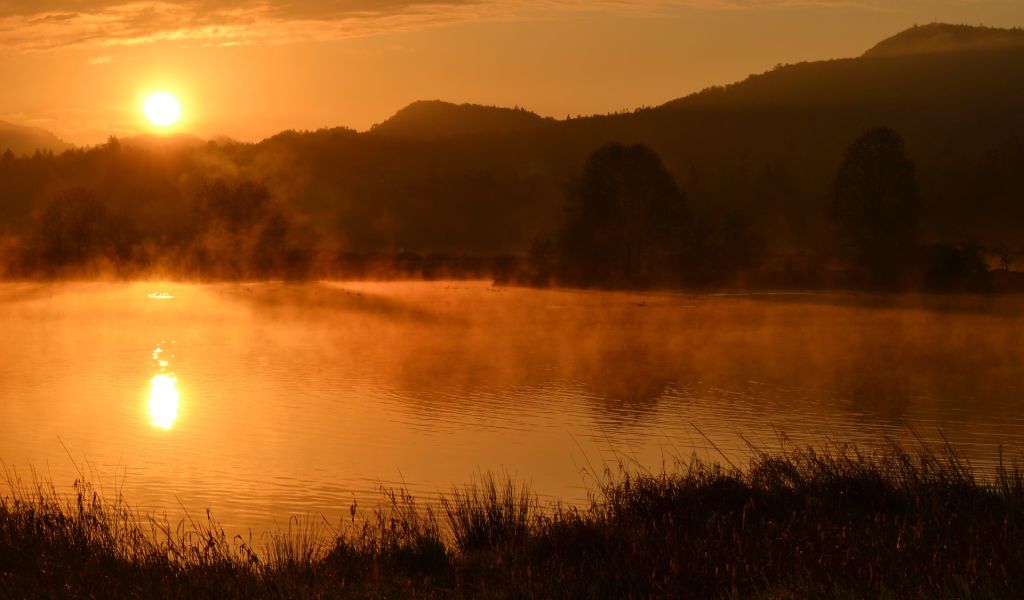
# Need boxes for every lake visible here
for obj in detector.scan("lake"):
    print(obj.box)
[1,281,1022,534]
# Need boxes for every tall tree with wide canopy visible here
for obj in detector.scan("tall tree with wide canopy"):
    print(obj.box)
[831,127,922,284]
[559,143,690,286]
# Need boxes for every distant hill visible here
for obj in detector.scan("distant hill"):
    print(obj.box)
[864,23,1024,58]
[149,23,1024,252]
[0,121,71,156]
[2,23,1023,262]
[369,100,554,139]
[586,24,1024,244]
[659,36,1024,112]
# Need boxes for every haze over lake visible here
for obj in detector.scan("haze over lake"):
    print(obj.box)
[2,281,1022,533]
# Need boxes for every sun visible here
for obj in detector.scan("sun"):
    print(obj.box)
[143,92,182,128]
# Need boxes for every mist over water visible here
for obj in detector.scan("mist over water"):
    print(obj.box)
[1,280,1022,533]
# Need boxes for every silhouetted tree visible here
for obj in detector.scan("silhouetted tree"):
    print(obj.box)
[32,188,116,269]
[526,236,557,286]
[714,212,763,276]
[559,143,690,286]
[194,180,272,233]
[831,127,922,285]
[924,242,989,291]
[190,180,308,278]
[991,244,1013,271]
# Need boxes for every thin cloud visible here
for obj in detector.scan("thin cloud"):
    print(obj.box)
[1,1,486,50]
[0,0,909,51]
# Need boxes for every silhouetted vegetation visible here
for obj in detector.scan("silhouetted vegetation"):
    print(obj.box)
[3,443,1024,597]
[923,242,990,291]
[0,25,1022,289]
[187,180,311,279]
[29,187,129,275]
[520,131,1009,291]
[555,143,692,287]
[524,143,769,288]
[830,127,922,285]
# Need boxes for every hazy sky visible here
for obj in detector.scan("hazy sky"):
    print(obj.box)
[1,0,1021,144]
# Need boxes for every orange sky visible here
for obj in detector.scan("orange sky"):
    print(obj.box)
[1,1,1021,145]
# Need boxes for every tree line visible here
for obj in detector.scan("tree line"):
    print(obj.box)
[0,126,1019,290]
[518,127,1018,292]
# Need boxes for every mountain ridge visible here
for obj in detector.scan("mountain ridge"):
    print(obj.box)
[371,23,1024,133]
[6,24,1022,149]
[369,99,554,139]
[3,23,1022,258]
[863,22,1024,58]
[0,121,72,156]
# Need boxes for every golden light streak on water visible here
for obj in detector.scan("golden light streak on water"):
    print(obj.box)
[148,373,179,429]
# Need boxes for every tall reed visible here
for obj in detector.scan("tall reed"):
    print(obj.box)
[2,441,1022,598]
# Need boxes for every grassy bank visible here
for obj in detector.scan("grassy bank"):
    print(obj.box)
[2,443,1023,598]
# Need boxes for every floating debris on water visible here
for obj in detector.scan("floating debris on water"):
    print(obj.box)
[147,292,175,299]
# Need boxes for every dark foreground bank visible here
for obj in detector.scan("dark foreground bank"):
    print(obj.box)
[2,443,1023,598]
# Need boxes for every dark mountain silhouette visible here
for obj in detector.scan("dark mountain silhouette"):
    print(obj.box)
[863,23,1024,58]
[2,23,1023,282]
[332,24,1024,250]
[657,43,1024,112]
[369,100,554,139]
[0,121,72,156]
[567,24,1024,245]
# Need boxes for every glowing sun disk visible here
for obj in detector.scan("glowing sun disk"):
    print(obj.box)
[143,92,182,127]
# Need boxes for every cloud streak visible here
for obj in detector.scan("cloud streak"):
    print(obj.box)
[0,0,905,51]
[1,1,480,50]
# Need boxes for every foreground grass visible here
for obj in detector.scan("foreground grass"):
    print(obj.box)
[2,443,1024,598]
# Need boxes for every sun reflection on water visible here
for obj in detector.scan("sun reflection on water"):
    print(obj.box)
[148,342,180,429]
[148,373,179,429]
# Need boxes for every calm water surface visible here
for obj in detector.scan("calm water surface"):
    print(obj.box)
[1,281,1023,533]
